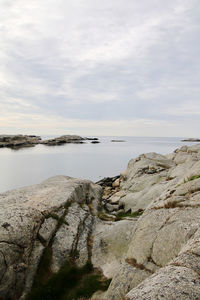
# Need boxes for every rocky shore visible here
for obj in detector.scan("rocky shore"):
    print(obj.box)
[0,135,99,149]
[1,144,200,299]
[0,135,41,149]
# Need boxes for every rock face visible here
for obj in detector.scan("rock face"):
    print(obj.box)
[100,144,200,299]
[0,135,41,149]
[0,176,102,299]
[1,144,200,299]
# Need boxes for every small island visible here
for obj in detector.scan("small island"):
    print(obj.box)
[111,139,125,142]
[181,138,200,142]
[0,135,99,149]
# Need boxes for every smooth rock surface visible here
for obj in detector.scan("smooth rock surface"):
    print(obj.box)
[1,143,200,299]
[0,176,102,299]
[99,144,200,299]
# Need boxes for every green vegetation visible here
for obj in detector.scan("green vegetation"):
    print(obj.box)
[85,192,89,204]
[115,209,144,221]
[64,200,73,209]
[28,198,111,300]
[33,247,53,285]
[176,174,200,188]
[46,212,60,221]
[27,261,111,300]
[187,174,200,181]
[58,215,68,226]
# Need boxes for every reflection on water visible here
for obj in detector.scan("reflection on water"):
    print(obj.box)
[0,136,195,193]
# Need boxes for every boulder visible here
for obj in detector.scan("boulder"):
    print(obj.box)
[126,265,200,299]
[105,145,200,299]
[0,176,102,299]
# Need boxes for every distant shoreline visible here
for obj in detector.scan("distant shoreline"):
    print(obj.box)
[0,134,99,149]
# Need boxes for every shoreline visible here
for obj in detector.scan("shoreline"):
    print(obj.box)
[0,143,200,299]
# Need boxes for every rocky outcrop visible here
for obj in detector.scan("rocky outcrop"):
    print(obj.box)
[1,144,200,299]
[0,135,41,149]
[0,176,102,299]
[40,135,85,146]
[0,135,99,148]
[100,144,200,299]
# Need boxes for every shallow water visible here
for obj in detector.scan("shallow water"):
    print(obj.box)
[0,136,195,193]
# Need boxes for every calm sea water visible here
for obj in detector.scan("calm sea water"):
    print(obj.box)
[0,136,195,193]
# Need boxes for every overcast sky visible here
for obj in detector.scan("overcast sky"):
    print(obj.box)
[0,0,200,137]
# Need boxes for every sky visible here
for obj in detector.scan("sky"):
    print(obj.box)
[0,0,200,137]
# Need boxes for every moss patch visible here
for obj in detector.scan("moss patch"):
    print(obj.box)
[27,262,111,300]
[177,174,200,187]
[115,209,144,221]
[187,174,200,182]
[46,213,60,221]
[33,247,53,285]
[28,199,111,300]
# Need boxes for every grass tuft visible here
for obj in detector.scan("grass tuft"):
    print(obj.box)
[187,174,200,182]
[115,209,144,221]
[27,261,111,300]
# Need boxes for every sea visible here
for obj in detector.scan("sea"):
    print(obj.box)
[0,136,196,193]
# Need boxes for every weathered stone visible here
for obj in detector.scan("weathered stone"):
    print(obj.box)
[105,203,119,212]
[126,266,200,300]
[96,176,120,188]
[38,217,58,244]
[105,261,149,300]
[112,178,120,188]
[0,176,102,299]
[92,219,136,278]
[109,195,121,204]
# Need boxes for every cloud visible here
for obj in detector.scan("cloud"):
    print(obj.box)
[0,0,200,136]
[1,111,199,138]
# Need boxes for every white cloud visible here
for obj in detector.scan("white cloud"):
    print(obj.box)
[1,112,200,138]
[0,0,199,136]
